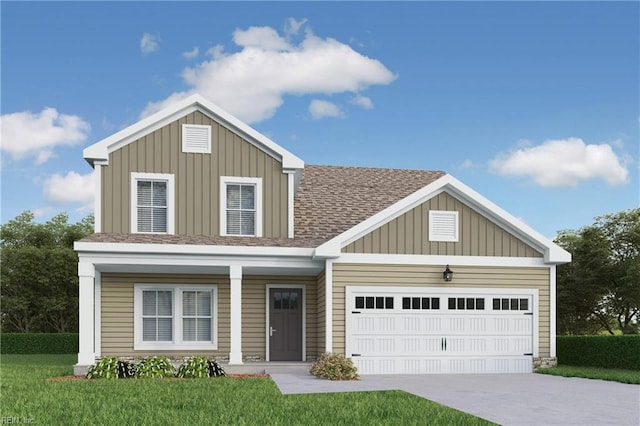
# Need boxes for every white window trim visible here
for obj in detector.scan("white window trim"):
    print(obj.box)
[134,284,218,351]
[220,176,263,237]
[428,210,459,242]
[131,172,175,234]
[182,124,212,154]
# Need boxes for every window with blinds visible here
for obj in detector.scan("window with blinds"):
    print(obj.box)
[134,284,217,350]
[142,290,173,342]
[226,183,256,236]
[137,180,168,233]
[182,291,212,341]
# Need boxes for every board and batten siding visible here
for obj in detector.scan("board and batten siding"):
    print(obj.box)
[331,264,551,357]
[343,192,542,257]
[101,110,289,237]
[100,273,318,359]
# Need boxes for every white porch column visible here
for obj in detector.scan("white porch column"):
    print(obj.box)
[229,264,243,364]
[325,260,333,353]
[76,261,95,366]
[550,265,557,358]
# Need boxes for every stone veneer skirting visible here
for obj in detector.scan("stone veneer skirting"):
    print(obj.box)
[534,357,558,369]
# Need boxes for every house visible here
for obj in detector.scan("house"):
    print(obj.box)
[74,94,571,375]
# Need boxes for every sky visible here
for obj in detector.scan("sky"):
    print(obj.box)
[1,1,638,239]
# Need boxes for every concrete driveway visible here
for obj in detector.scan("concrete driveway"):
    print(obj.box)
[270,372,640,426]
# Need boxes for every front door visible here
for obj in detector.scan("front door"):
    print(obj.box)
[269,288,303,361]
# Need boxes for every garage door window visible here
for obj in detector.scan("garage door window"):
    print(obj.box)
[402,297,440,310]
[448,297,485,310]
[355,296,394,310]
[493,298,529,311]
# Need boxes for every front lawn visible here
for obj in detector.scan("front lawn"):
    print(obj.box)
[1,355,493,425]
[536,365,640,384]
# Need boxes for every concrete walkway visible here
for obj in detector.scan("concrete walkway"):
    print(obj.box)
[270,372,640,426]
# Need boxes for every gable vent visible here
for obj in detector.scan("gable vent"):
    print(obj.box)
[429,210,459,242]
[182,124,211,153]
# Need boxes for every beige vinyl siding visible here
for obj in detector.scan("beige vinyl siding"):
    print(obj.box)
[241,275,318,359]
[316,270,326,355]
[343,192,542,257]
[101,110,289,237]
[101,273,318,359]
[331,264,551,357]
[101,273,230,358]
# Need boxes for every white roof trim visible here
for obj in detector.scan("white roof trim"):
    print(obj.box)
[314,174,571,264]
[74,241,315,258]
[83,93,304,170]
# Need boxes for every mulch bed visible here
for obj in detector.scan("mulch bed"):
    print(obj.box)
[47,373,270,382]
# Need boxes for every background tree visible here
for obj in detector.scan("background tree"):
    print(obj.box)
[555,208,640,335]
[596,209,640,333]
[0,211,94,332]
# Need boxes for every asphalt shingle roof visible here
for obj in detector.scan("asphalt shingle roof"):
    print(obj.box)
[80,165,445,248]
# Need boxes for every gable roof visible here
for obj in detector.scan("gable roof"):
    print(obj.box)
[315,173,571,264]
[82,94,304,170]
[78,164,570,264]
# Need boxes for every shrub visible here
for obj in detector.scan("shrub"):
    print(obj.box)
[0,333,78,354]
[86,357,136,379]
[207,359,226,377]
[310,353,359,380]
[557,335,640,370]
[135,356,175,378]
[176,356,226,378]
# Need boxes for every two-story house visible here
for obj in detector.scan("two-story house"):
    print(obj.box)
[74,94,570,375]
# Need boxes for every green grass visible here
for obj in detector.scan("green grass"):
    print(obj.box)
[536,365,640,384]
[1,355,494,425]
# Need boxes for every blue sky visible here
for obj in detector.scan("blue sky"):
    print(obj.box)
[1,1,638,238]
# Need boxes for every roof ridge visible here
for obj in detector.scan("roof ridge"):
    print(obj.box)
[305,163,446,174]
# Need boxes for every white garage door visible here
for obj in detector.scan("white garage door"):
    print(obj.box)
[345,286,537,374]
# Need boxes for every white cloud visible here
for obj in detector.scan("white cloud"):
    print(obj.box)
[141,24,396,123]
[32,207,55,219]
[0,108,91,164]
[182,46,199,59]
[309,99,345,120]
[43,171,95,211]
[459,159,475,169]
[206,45,225,59]
[351,94,374,110]
[233,26,291,51]
[489,137,629,187]
[284,18,308,36]
[140,33,160,54]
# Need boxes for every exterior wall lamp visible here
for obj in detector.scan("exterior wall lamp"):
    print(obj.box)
[443,265,453,282]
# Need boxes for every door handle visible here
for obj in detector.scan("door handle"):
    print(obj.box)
[270,326,277,336]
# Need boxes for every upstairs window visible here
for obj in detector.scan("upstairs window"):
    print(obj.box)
[428,210,459,242]
[227,184,255,235]
[220,177,263,237]
[182,124,211,153]
[131,173,175,234]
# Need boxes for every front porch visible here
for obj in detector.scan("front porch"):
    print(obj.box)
[74,242,329,374]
